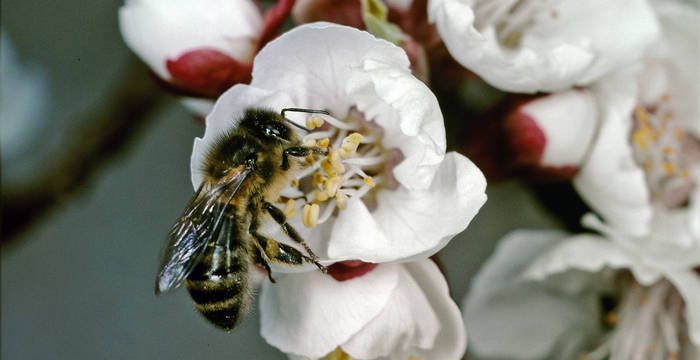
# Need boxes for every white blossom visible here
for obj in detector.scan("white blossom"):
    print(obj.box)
[428,0,660,93]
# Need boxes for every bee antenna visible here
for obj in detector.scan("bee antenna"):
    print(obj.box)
[280,108,330,133]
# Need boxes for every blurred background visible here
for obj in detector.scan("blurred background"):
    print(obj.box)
[1,0,563,358]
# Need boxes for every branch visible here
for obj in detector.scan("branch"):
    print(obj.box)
[1,61,167,244]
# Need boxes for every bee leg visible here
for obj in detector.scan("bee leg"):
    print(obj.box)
[281,146,328,170]
[250,225,317,275]
[252,245,276,283]
[262,202,327,273]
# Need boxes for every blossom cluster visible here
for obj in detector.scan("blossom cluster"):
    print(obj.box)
[119,0,698,359]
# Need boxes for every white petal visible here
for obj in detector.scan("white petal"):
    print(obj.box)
[342,261,441,359]
[574,71,652,236]
[327,152,487,262]
[428,0,659,93]
[252,22,446,190]
[190,85,294,188]
[119,0,262,79]
[520,89,598,167]
[403,260,467,360]
[664,270,700,346]
[523,233,663,285]
[463,230,602,359]
[260,263,399,358]
[648,0,700,138]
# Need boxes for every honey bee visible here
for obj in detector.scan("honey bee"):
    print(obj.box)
[155,108,329,331]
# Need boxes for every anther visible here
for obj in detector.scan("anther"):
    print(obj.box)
[306,115,325,130]
[302,203,320,227]
[283,199,296,219]
[329,151,345,173]
[314,190,329,202]
[363,176,375,187]
[335,191,347,210]
[339,133,363,158]
[324,175,343,197]
[290,179,299,187]
[318,138,330,148]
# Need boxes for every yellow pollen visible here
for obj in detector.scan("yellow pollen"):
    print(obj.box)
[682,170,690,178]
[313,172,325,186]
[632,126,652,150]
[634,106,648,123]
[318,138,330,148]
[604,312,618,326]
[290,179,299,187]
[320,158,337,176]
[339,133,364,158]
[303,139,316,147]
[663,146,673,155]
[329,150,345,173]
[302,203,320,227]
[336,191,348,210]
[324,175,343,197]
[305,156,315,165]
[306,115,325,130]
[315,189,329,202]
[663,162,676,174]
[662,93,669,101]
[643,162,653,171]
[283,199,296,219]
[364,176,375,187]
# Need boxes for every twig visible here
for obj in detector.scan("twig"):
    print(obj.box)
[1,61,167,244]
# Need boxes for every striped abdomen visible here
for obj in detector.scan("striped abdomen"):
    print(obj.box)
[184,214,252,331]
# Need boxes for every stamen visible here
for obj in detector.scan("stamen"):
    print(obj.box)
[282,199,296,218]
[339,133,363,158]
[306,115,325,130]
[336,191,348,210]
[630,96,696,208]
[473,0,562,48]
[324,175,344,197]
[302,203,319,227]
[314,189,330,202]
[278,109,395,246]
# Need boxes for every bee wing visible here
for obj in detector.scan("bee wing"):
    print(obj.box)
[155,168,251,294]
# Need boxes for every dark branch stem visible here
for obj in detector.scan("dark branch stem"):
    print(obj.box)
[1,62,167,244]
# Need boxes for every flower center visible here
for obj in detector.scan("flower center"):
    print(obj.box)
[630,95,697,208]
[584,279,689,360]
[472,0,561,48]
[281,108,393,228]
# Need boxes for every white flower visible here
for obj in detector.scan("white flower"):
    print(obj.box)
[462,230,604,360]
[427,0,660,93]
[464,213,700,360]
[119,0,262,98]
[523,208,700,359]
[191,22,487,265]
[190,22,484,358]
[574,0,700,236]
[264,259,466,360]
[492,0,699,235]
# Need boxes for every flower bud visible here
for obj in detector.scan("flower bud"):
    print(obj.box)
[119,0,263,98]
[462,89,598,181]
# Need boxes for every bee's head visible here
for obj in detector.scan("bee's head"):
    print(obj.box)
[239,108,294,143]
